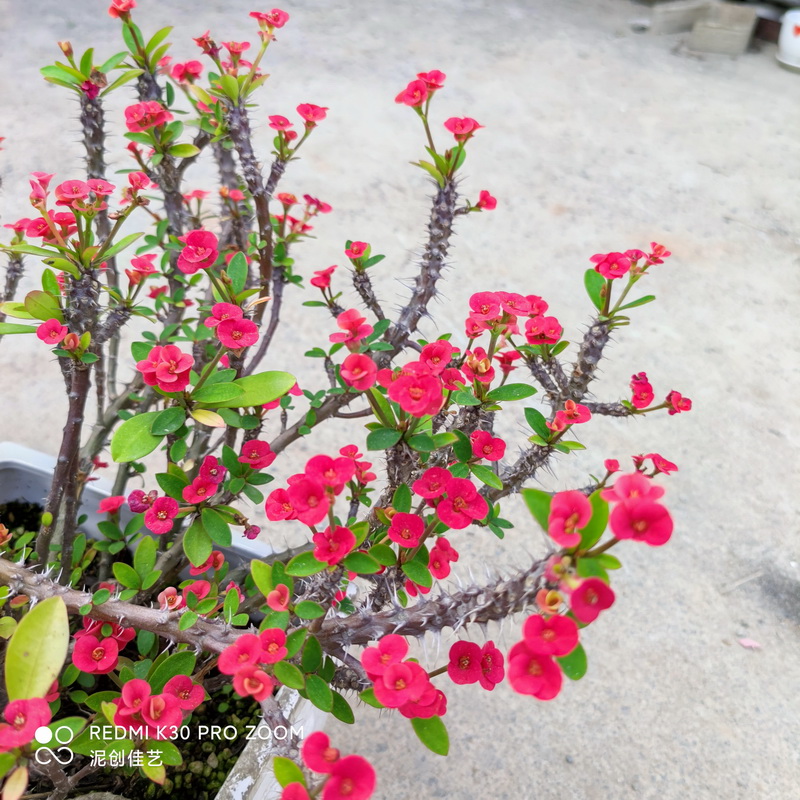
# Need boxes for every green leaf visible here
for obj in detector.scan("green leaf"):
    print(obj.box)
[201,508,232,547]
[98,50,128,74]
[301,636,323,673]
[616,294,655,311]
[576,557,608,581]
[100,68,144,96]
[392,484,412,512]
[285,551,327,577]
[524,407,551,441]
[521,488,551,531]
[411,716,449,756]
[273,756,306,789]
[0,322,37,335]
[305,674,333,712]
[408,434,436,453]
[168,143,200,158]
[414,160,445,187]
[219,73,239,101]
[113,562,141,589]
[342,552,382,575]
[251,560,273,596]
[294,600,325,620]
[358,687,384,708]
[133,536,157,577]
[451,430,473,463]
[285,629,307,658]
[178,611,199,630]
[155,472,188,499]
[485,383,537,402]
[368,388,395,426]
[556,642,587,680]
[201,371,296,409]
[584,268,605,311]
[40,65,81,85]
[402,561,432,588]
[273,661,305,690]
[148,652,197,693]
[146,25,173,54]
[24,290,63,323]
[150,406,186,436]
[596,553,622,570]
[5,596,69,700]
[192,382,244,404]
[452,389,481,406]
[469,464,502,491]
[578,491,609,550]
[366,427,402,451]
[226,252,248,294]
[368,543,397,566]
[183,519,212,567]
[331,691,355,724]
[110,411,164,463]
[100,232,142,262]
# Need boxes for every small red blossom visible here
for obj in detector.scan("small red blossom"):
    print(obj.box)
[128,489,157,513]
[268,115,293,131]
[238,440,276,470]
[218,634,263,675]
[478,641,505,691]
[260,628,288,663]
[362,635,408,680]
[444,116,483,141]
[547,490,592,549]
[645,453,678,474]
[447,641,482,685]
[525,314,562,345]
[217,317,259,349]
[330,308,373,348]
[199,455,227,485]
[233,665,275,702]
[0,698,52,752]
[37,318,68,345]
[522,614,579,656]
[436,477,489,529]
[666,390,692,415]
[182,478,217,504]
[124,101,173,132]
[171,60,203,83]
[412,467,450,499]
[301,731,340,773]
[323,754,376,800]
[108,0,135,17]
[144,496,179,535]
[340,353,378,391]
[312,525,356,566]
[344,241,368,259]
[136,344,194,393]
[178,229,219,274]
[72,635,119,674]
[590,251,632,279]
[416,70,446,90]
[387,512,424,548]
[569,577,615,623]
[609,498,673,546]
[395,79,428,107]
[158,587,184,611]
[630,372,654,409]
[189,550,225,576]
[476,190,497,210]
[507,643,562,700]
[204,302,243,329]
[419,340,458,375]
[98,495,126,515]
[266,583,290,611]
[163,675,204,710]
[604,458,620,473]
[310,265,336,289]
[266,487,298,521]
[470,430,506,462]
[297,103,328,125]
[462,347,495,384]
[250,9,290,29]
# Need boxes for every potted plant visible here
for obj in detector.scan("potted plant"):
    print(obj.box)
[0,3,691,799]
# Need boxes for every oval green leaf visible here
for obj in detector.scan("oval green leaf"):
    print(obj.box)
[110,411,164,463]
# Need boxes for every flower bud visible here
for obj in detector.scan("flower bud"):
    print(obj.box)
[62,332,81,352]
[58,41,73,58]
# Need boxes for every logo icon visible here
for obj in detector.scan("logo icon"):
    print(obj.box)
[34,725,75,766]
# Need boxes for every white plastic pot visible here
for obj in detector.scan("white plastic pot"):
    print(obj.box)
[777,9,800,69]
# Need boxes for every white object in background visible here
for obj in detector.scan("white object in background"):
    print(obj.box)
[778,9,800,68]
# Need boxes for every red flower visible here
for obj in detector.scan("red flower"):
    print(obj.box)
[601,472,665,504]
[129,253,158,276]
[443,116,483,141]
[604,458,620,473]
[478,641,505,690]
[323,755,376,800]
[395,79,428,107]
[55,179,91,204]
[416,70,446,90]
[340,353,378,391]
[238,440,276,470]
[297,103,328,125]
[462,348,495,384]
[344,241,368,259]
[310,265,336,288]
[88,178,115,196]
[72,635,119,674]
[525,315,562,345]
[306,455,356,493]
[204,302,243,329]
[37,318,68,345]
[428,539,459,579]
[178,229,219,274]
[171,60,203,83]
[301,731,340,773]
[361,634,408,680]
[222,40,251,56]
[645,452,678,474]
[630,372,654,409]
[233,665,275,701]
[387,512,424,548]
[124,101,173,132]
[108,0,136,17]
[388,370,444,417]
[590,251,632,279]
[569,578,615,623]
[250,9,290,29]
[98,495,126,515]
[217,317,259,349]
[419,340,458,375]
[447,641,482,685]
[287,477,330,525]
[144,496,179,534]
[266,488,297,521]
[282,785,311,800]
[330,308,373,348]
[547,490,591,549]
[219,634,263,675]
[412,467,450,499]
[0,698,51,752]
[189,550,224,576]
[158,587,184,611]
[269,115,293,131]
[507,643,562,700]
[136,344,194,393]
[609,498,673,546]
[163,675,204,710]
[470,430,506,462]
[522,614,579,656]
[647,242,672,265]
[436,477,489,529]
[666,390,692,415]
[128,489,157,512]
[312,525,356,566]
[182,478,217,504]
[494,349,521,374]
[476,190,497,210]
[373,661,431,708]
[260,628,288,663]
[266,583,290,611]
[199,455,227,484]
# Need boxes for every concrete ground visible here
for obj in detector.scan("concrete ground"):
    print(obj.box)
[1,0,799,798]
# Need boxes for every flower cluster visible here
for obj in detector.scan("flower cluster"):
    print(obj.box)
[135,344,194,394]
[412,468,488,529]
[218,630,285,701]
[447,640,504,690]
[112,676,203,740]
[603,472,674,546]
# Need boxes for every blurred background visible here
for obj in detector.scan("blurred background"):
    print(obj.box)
[0,1,799,797]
